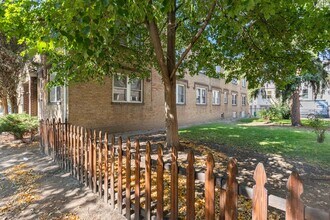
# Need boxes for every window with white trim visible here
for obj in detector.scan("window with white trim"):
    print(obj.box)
[113,75,142,103]
[224,91,228,104]
[302,88,308,99]
[232,93,237,105]
[49,73,61,103]
[176,84,185,104]
[266,91,272,99]
[196,88,207,104]
[242,95,246,105]
[212,90,220,105]
[241,78,246,87]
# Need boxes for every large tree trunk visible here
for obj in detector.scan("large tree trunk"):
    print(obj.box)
[164,0,181,150]
[9,94,18,113]
[2,96,8,115]
[290,89,301,126]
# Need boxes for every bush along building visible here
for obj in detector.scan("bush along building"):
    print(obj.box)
[32,68,249,133]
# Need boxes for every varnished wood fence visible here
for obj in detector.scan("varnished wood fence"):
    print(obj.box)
[39,119,329,220]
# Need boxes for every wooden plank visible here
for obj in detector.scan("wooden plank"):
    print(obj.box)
[104,132,109,203]
[286,171,304,220]
[186,150,195,220]
[145,142,152,220]
[76,126,80,180]
[170,147,178,220]
[93,130,97,193]
[156,144,164,220]
[88,129,93,188]
[126,138,131,220]
[225,158,238,220]
[118,136,123,213]
[134,140,141,220]
[72,125,76,177]
[219,188,226,220]
[84,129,88,186]
[110,135,115,209]
[98,131,103,198]
[80,127,84,184]
[252,163,267,220]
[205,153,215,220]
[69,125,73,175]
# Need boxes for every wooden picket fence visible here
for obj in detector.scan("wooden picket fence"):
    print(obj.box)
[39,119,329,220]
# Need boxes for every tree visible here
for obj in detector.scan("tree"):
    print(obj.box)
[278,58,329,126]
[1,0,329,149]
[0,33,25,114]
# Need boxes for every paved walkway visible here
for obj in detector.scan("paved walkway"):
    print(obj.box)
[0,136,125,220]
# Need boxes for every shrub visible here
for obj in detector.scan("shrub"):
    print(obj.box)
[259,103,291,122]
[308,117,328,143]
[0,114,39,139]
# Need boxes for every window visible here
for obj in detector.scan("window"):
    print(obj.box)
[242,95,246,105]
[196,88,207,104]
[113,75,142,103]
[232,93,237,105]
[49,74,61,103]
[224,91,228,104]
[231,78,238,85]
[266,91,272,99]
[241,78,246,87]
[302,88,308,99]
[176,84,186,104]
[212,90,220,105]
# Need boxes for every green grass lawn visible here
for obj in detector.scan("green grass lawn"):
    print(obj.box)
[179,122,330,168]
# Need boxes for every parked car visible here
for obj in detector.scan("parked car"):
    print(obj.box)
[300,100,329,118]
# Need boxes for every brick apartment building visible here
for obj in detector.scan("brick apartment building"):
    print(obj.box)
[37,69,249,133]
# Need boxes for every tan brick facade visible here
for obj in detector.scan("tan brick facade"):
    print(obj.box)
[64,71,249,133]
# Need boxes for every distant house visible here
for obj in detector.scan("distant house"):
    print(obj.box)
[34,69,249,133]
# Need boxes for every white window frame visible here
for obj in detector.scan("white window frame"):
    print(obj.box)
[266,90,272,99]
[241,78,246,87]
[196,87,207,105]
[301,88,308,99]
[49,73,61,103]
[212,90,220,105]
[176,84,186,104]
[112,75,143,103]
[232,93,237,105]
[242,95,246,106]
[224,91,228,104]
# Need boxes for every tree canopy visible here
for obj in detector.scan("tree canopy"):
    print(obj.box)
[1,0,329,147]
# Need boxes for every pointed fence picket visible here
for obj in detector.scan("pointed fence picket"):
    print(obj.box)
[39,119,330,220]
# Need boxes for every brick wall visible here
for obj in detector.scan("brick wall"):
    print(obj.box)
[68,71,249,133]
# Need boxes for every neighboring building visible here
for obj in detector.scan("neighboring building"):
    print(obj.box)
[249,82,277,117]
[38,70,249,133]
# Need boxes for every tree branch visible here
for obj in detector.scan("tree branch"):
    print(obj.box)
[170,0,217,79]
[145,19,170,84]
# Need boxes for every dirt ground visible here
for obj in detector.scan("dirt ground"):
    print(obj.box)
[0,133,125,220]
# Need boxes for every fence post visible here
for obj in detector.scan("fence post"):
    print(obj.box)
[110,135,115,209]
[225,158,238,220]
[98,131,103,198]
[77,127,81,181]
[92,130,97,193]
[126,138,132,220]
[118,136,123,213]
[156,144,164,220]
[39,119,44,151]
[69,125,73,175]
[134,140,141,220]
[84,129,88,186]
[187,150,195,220]
[88,129,92,188]
[65,119,68,171]
[52,118,56,160]
[80,127,84,184]
[145,141,152,220]
[170,146,178,220]
[219,188,226,220]
[104,132,109,203]
[205,153,215,220]
[286,171,304,220]
[252,163,268,220]
[57,119,62,167]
